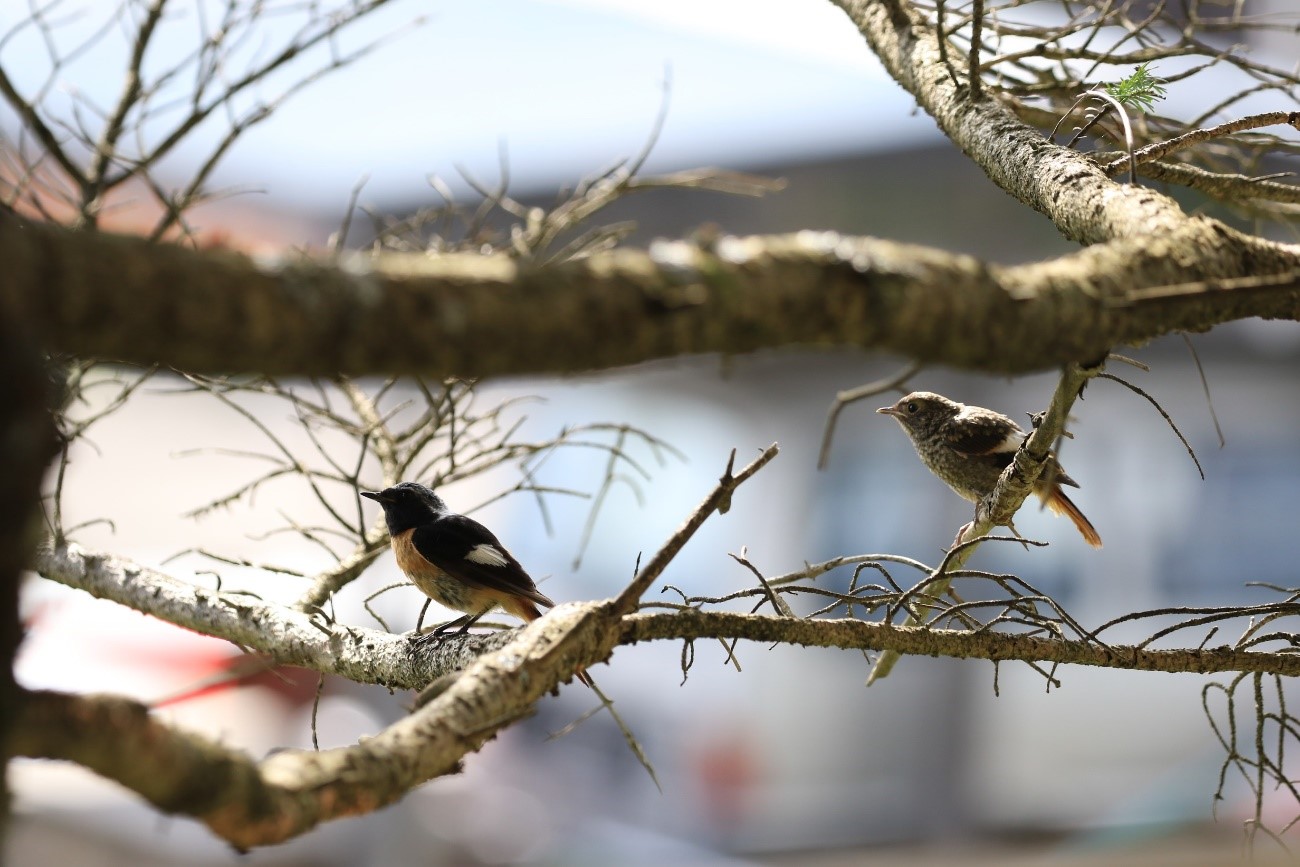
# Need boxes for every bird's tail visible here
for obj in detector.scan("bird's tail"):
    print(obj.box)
[513,598,594,688]
[1043,487,1103,548]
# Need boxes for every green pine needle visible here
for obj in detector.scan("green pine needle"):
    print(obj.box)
[1105,62,1168,114]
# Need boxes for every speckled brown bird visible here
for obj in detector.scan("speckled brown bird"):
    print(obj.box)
[877,391,1102,548]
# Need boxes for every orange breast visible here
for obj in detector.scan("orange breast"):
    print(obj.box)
[390,529,542,621]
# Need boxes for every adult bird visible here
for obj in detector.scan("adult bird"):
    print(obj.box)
[361,482,562,639]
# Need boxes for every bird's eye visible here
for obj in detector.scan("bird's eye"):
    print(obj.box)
[906,402,918,414]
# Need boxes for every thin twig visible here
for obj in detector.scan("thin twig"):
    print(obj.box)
[612,444,780,617]
[1182,333,1225,448]
[1095,372,1204,479]
[818,361,923,469]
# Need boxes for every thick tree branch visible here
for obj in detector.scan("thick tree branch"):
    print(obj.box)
[830,0,1186,245]
[9,595,607,851]
[1,215,1297,378]
[34,543,455,691]
[5,2,1292,382]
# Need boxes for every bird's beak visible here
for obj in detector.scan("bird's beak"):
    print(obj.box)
[876,406,900,417]
[359,490,383,503]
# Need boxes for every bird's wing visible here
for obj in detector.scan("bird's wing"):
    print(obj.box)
[948,409,1083,488]
[944,408,1024,456]
[410,515,555,608]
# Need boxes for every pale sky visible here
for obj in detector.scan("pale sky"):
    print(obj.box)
[1,0,1290,211]
[0,0,938,209]
[223,0,939,206]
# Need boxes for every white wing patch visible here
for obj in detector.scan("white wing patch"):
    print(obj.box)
[955,406,1024,453]
[465,543,508,567]
[986,432,1025,453]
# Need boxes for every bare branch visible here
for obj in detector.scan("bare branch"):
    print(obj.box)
[1104,111,1300,176]
[1096,371,1205,480]
[818,361,923,469]
[621,611,1300,678]
[612,444,780,617]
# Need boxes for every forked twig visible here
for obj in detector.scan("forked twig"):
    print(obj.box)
[818,361,923,469]
[613,444,780,617]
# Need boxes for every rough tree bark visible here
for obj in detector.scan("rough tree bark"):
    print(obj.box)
[0,215,1296,378]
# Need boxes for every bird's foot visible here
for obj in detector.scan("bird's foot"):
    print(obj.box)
[409,628,453,649]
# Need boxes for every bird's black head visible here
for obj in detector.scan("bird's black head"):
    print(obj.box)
[360,482,448,535]
[876,391,962,438]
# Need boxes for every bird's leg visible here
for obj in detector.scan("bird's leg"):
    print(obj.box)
[452,612,486,635]
[434,613,473,635]
[410,613,472,647]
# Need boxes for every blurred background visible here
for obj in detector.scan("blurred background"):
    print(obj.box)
[5,0,1300,864]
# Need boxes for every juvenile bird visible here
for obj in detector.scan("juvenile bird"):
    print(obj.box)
[877,391,1102,547]
[361,482,562,640]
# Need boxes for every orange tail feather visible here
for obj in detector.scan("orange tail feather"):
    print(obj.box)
[510,597,594,688]
[1044,487,1102,548]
